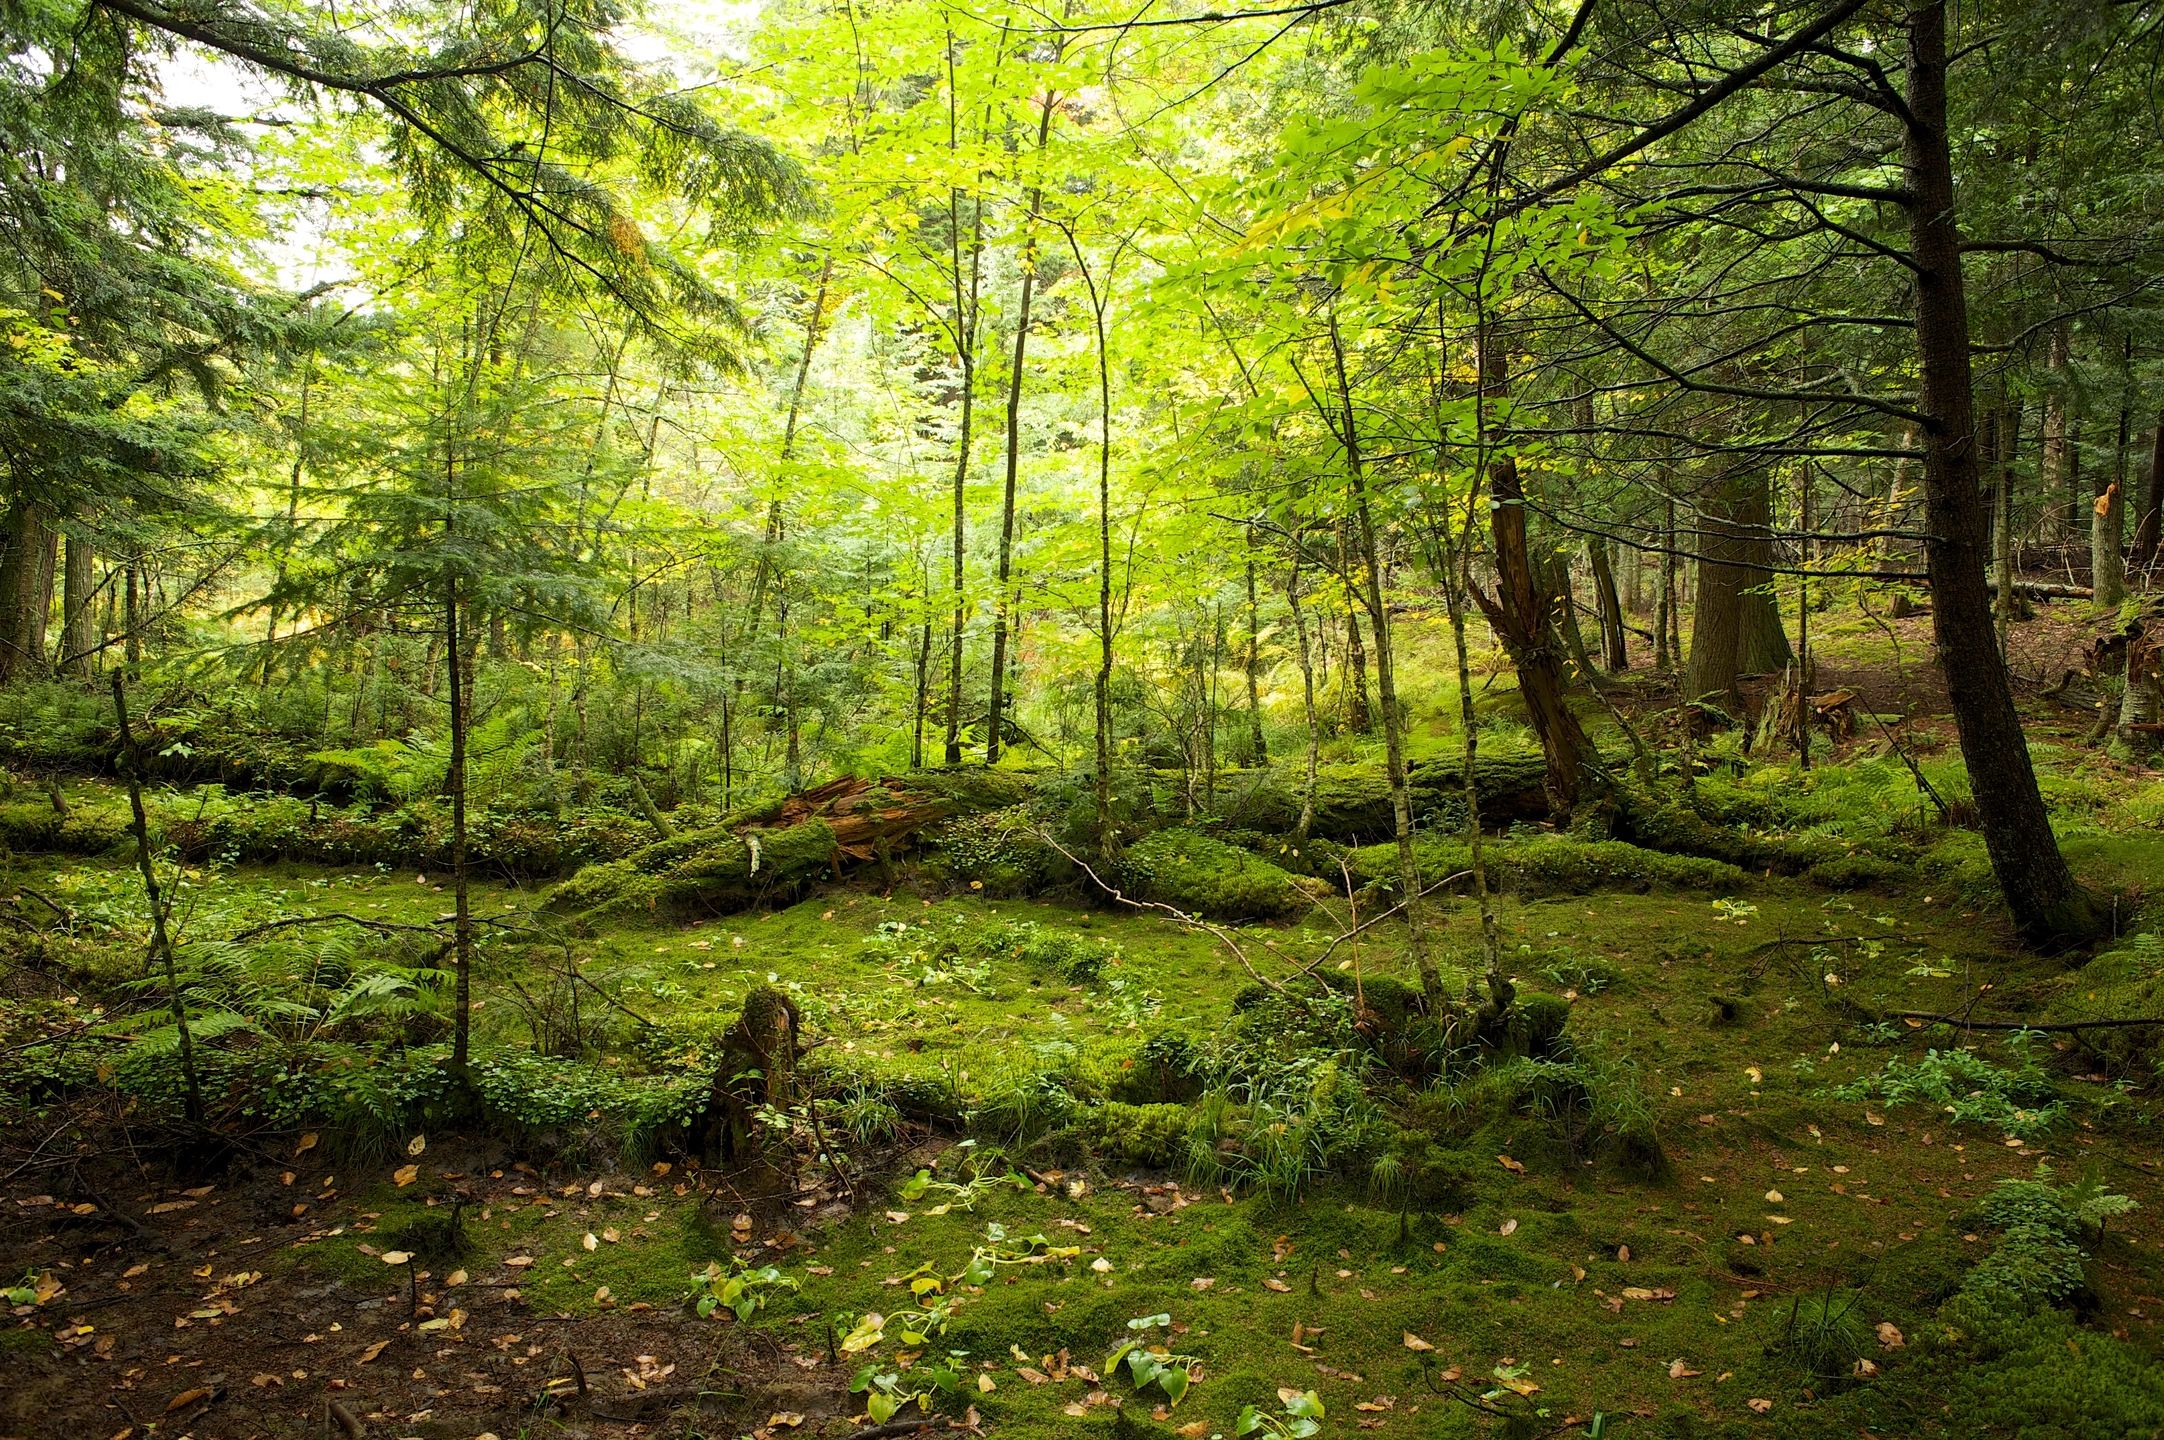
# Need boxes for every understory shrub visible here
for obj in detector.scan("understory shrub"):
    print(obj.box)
[1831,1042,2066,1140]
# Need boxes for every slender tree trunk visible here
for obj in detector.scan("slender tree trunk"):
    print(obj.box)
[1472,329,1590,817]
[1993,402,2018,645]
[2041,322,2072,540]
[1341,578,1373,734]
[1590,539,1627,670]
[1285,556,1319,847]
[2132,409,2163,569]
[1549,551,1597,681]
[445,571,473,1072]
[59,534,94,678]
[987,96,1056,764]
[1328,314,1426,960]
[1243,530,1267,764]
[111,673,202,1123]
[1657,497,1679,669]
[123,556,141,677]
[1902,0,2096,946]
[2095,374,2129,608]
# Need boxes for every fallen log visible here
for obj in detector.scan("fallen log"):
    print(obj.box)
[547,774,973,922]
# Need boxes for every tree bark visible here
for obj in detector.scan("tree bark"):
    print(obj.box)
[1471,330,1591,817]
[0,498,57,684]
[1590,539,1628,670]
[2133,410,2163,569]
[2094,380,2129,608]
[2041,322,2071,540]
[1901,0,2097,947]
[1685,466,1791,705]
[59,534,95,678]
[986,95,1057,765]
[1285,556,1320,846]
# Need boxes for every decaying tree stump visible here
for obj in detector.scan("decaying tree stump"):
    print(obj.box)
[703,983,800,1174]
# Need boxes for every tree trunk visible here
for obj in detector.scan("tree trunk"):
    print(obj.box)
[0,498,57,684]
[111,673,202,1123]
[1657,497,1679,669]
[1342,583,1373,734]
[1471,330,1591,817]
[1243,531,1266,764]
[1328,313,1427,965]
[59,534,94,678]
[1286,556,1320,846]
[1901,0,2097,947]
[2041,322,2072,540]
[986,97,1056,765]
[1548,550,1597,681]
[2095,383,2128,608]
[1685,467,1791,705]
[445,571,474,1072]
[2132,410,2163,569]
[1590,539,1628,670]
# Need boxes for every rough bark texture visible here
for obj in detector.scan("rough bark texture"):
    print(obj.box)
[2133,413,2163,568]
[1590,540,1628,670]
[0,498,56,684]
[1472,338,1591,818]
[1902,0,2098,948]
[60,534,94,677]
[1685,466,1791,705]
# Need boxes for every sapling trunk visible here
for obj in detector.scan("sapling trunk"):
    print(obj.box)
[110,673,202,1124]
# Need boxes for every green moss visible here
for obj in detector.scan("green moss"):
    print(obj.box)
[1067,1101,1191,1167]
[1347,833,1747,898]
[1116,828,1312,921]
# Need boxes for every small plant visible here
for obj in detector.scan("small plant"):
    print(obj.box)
[690,1259,797,1321]
[897,1165,1031,1215]
[1832,1042,2066,1139]
[1783,1288,1869,1384]
[851,1353,969,1424]
[1238,1388,1325,1438]
[1107,1313,1202,1407]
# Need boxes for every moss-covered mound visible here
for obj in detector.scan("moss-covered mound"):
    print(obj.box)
[2045,933,2164,1076]
[1207,746,1555,842]
[1346,833,1748,898]
[548,818,845,922]
[1114,827,1314,921]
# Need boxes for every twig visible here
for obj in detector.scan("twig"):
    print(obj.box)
[1880,1010,2164,1034]
[1035,829,1286,994]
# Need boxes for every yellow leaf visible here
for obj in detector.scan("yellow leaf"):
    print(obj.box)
[1497,1155,1525,1174]
[406,1135,427,1157]
[1402,1332,1434,1352]
[392,1164,419,1187]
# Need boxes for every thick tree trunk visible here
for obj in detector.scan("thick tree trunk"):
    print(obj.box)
[1657,497,1679,669]
[59,534,95,678]
[1590,539,1628,670]
[1902,0,2097,947]
[0,498,57,684]
[1685,467,1791,704]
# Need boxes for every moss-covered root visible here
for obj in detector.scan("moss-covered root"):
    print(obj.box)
[547,818,843,922]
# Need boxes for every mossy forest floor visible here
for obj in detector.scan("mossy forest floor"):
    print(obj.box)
[5,620,2164,1439]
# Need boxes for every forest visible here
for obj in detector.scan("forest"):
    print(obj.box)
[3,0,2164,1435]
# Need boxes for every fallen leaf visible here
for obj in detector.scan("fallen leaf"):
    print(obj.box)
[1748,1398,1774,1414]
[1669,1360,1702,1379]
[583,1233,599,1252]
[392,1164,419,1187]
[1876,1322,1904,1350]
[768,1412,804,1428]
[164,1388,210,1413]
[1764,1190,1784,1204]
[1402,1332,1434,1352]
[1498,1218,1518,1237]
[294,1133,318,1157]
[358,1339,390,1364]
[1190,1277,1215,1291]
[406,1135,427,1157]
[380,1250,412,1266]
[1263,1277,1292,1292]
[1497,1155,1525,1174]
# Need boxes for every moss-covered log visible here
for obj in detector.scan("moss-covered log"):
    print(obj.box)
[1207,746,1554,843]
[547,774,972,923]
